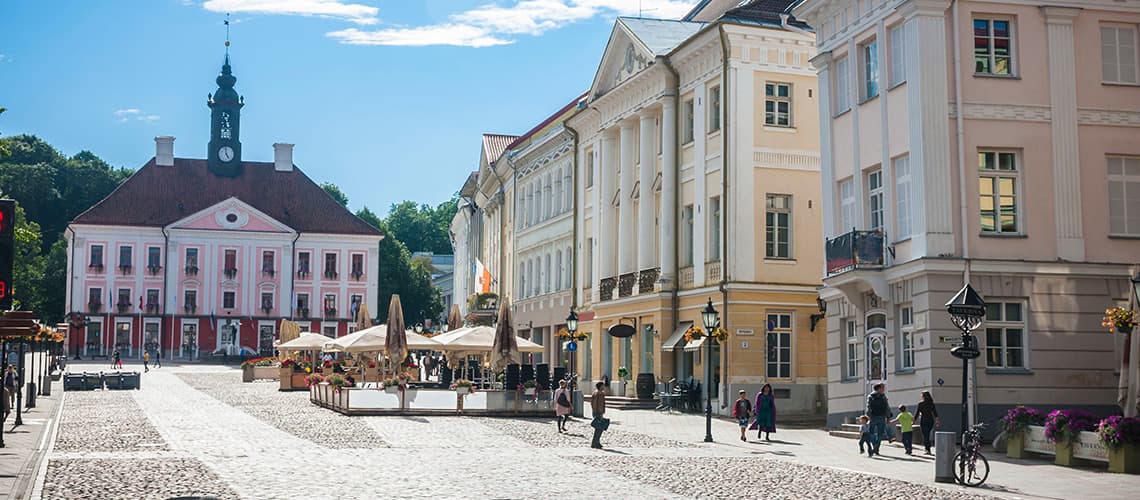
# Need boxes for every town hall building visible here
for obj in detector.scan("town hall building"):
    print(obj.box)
[63,54,383,360]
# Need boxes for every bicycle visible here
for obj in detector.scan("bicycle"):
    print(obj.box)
[954,422,990,487]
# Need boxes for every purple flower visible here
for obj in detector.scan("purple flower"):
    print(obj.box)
[1000,406,1046,436]
[1098,416,1140,449]
[1044,409,1101,443]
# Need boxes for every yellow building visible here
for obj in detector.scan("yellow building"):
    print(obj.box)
[567,1,827,416]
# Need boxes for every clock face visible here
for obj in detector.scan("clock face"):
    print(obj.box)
[218,146,235,162]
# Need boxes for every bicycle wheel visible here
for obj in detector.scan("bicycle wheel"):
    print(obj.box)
[953,450,990,487]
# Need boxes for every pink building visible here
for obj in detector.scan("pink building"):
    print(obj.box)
[63,56,382,359]
[793,0,1140,430]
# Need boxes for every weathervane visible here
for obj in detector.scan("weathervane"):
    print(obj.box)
[224,13,231,54]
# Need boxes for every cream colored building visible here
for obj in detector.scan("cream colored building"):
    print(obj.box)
[567,0,827,416]
[793,0,1140,430]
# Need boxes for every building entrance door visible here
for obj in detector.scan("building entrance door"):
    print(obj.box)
[115,321,132,357]
[259,324,276,356]
[865,313,888,389]
[85,322,102,357]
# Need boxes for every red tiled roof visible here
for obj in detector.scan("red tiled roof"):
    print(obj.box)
[71,158,383,236]
[482,134,518,163]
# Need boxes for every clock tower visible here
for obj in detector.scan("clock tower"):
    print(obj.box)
[207,55,244,177]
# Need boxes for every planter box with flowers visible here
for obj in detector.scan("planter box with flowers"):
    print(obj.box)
[1001,406,1048,458]
[241,357,280,382]
[452,379,474,395]
[1099,416,1140,474]
[521,380,537,396]
[1045,409,1102,466]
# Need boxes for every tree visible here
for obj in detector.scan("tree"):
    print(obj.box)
[354,206,443,325]
[384,195,459,255]
[0,107,10,157]
[6,201,47,313]
[321,181,349,207]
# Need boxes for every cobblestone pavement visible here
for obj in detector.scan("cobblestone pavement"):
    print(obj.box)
[176,372,389,448]
[34,363,1084,499]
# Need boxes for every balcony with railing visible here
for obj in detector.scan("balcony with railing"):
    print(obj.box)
[824,230,889,302]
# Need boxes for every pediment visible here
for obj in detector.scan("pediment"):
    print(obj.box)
[167,197,294,233]
[589,22,656,99]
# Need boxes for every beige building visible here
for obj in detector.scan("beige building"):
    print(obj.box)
[793,0,1140,429]
[567,0,827,416]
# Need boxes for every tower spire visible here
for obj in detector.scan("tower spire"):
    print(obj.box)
[224,13,231,59]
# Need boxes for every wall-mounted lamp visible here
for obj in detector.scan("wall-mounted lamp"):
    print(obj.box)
[810,296,827,332]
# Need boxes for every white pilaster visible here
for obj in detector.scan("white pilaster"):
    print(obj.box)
[813,52,836,248]
[901,0,953,257]
[1043,6,1085,261]
[638,109,657,273]
[730,62,754,281]
[599,130,618,279]
[660,97,678,287]
[619,120,637,275]
[847,37,865,233]
[693,81,707,283]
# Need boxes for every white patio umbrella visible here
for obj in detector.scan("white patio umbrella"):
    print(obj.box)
[276,332,331,352]
[436,326,544,354]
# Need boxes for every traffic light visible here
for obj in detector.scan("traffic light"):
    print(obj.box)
[0,199,15,310]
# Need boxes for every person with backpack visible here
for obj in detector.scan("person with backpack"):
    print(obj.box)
[866,383,892,456]
[553,379,573,433]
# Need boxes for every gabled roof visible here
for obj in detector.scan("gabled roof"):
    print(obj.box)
[482,134,518,165]
[722,0,810,30]
[72,158,382,236]
[618,17,706,56]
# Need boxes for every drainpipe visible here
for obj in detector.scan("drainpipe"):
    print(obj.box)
[952,0,970,283]
[290,231,302,318]
[565,122,581,309]
[66,226,76,357]
[161,227,170,360]
[717,23,732,408]
[490,160,509,300]
[661,56,682,384]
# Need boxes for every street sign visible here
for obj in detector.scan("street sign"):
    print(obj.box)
[567,340,577,352]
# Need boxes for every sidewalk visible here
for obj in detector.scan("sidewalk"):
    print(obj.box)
[608,407,1138,500]
[1,376,62,500]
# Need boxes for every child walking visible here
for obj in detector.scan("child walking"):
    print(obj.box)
[891,404,915,455]
[143,351,150,373]
[857,415,873,456]
[733,390,752,442]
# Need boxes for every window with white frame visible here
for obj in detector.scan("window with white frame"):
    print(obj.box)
[844,319,859,379]
[765,194,792,258]
[839,179,856,233]
[974,18,1014,76]
[709,196,721,262]
[1108,155,1140,236]
[682,204,694,267]
[766,313,792,378]
[894,155,911,239]
[1102,24,1138,84]
[683,98,695,144]
[223,291,235,309]
[834,55,851,114]
[979,151,1020,233]
[985,301,1026,369]
[709,85,721,133]
[860,38,879,100]
[866,169,884,232]
[898,305,914,370]
[889,23,907,86]
[764,82,792,127]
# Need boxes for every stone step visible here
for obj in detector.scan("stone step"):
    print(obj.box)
[830,430,861,439]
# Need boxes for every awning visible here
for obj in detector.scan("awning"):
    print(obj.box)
[684,335,706,352]
[662,321,693,352]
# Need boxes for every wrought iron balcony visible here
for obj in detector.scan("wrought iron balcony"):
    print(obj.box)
[825,230,886,276]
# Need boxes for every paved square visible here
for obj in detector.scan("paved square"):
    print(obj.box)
[31,364,1133,499]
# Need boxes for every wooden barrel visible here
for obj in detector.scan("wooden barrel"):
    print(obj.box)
[636,373,656,400]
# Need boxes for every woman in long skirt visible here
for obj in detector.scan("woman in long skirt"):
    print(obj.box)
[750,383,777,441]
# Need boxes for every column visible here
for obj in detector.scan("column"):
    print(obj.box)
[812,52,835,278]
[599,130,618,279]
[660,96,678,286]
[901,0,954,257]
[638,109,657,274]
[693,82,707,283]
[618,119,637,276]
[1043,6,1084,261]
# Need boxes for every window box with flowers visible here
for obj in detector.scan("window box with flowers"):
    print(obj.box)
[88,263,104,273]
[324,270,339,280]
[1044,409,1101,466]
[1000,406,1046,458]
[241,356,280,382]
[521,379,537,396]
[119,264,133,274]
[262,267,276,277]
[297,307,310,319]
[147,265,163,275]
[116,302,132,314]
[297,268,310,279]
[223,268,239,279]
[184,304,197,314]
[324,308,337,319]
[1098,416,1140,474]
[184,265,199,276]
[351,270,364,281]
[452,378,474,395]
[145,303,160,314]
[88,302,102,313]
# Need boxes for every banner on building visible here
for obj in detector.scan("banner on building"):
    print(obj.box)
[474,259,493,294]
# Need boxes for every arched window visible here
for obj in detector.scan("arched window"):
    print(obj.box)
[544,253,552,294]
[555,250,563,290]
[526,259,534,297]
[519,264,526,297]
[545,173,554,220]
[554,168,563,216]
[564,167,572,213]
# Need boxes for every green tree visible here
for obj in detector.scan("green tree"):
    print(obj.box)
[353,206,442,325]
[384,195,458,255]
[0,107,10,157]
[7,202,47,313]
[321,181,350,207]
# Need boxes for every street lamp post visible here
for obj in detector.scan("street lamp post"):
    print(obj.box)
[566,309,578,390]
[946,284,986,439]
[701,298,719,443]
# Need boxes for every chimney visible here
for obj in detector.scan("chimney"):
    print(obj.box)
[155,136,175,166]
[273,143,294,172]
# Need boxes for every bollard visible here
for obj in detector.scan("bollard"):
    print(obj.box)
[934,431,957,483]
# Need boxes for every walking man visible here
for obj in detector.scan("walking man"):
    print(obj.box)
[866,383,891,456]
[590,381,608,449]
[3,365,18,414]
[153,351,162,369]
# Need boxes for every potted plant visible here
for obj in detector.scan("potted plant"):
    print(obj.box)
[452,378,474,395]
[305,373,325,387]
[1000,406,1046,459]
[382,377,403,394]
[1098,415,1140,473]
[279,359,295,390]
[521,380,537,396]
[614,366,630,397]
[326,373,347,391]
[1045,409,1101,466]
[1103,307,1139,334]
[241,356,279,382]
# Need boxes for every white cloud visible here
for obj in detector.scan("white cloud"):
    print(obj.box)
[114,108,160,123]
[202,0,379,25]
[327,0,697,48]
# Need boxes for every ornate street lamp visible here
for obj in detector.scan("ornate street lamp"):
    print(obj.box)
[946,283,986,438]
[701,298,719,443]
[566,310,579,335]
[565,309,579,389]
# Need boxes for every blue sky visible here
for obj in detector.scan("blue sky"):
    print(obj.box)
[0,0,696,216]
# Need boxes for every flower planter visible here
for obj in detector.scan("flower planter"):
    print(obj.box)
[384,386,400,394]
[1024,425,1055,456]
[456,386,471,395]
[242,366,255,383]
[523,388,536,397]
[1073,430,1109,463]
[279,367,293,390]
[1007,432,1027,459]
[1055,438,1075,466]
[1109,444,1140,474]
